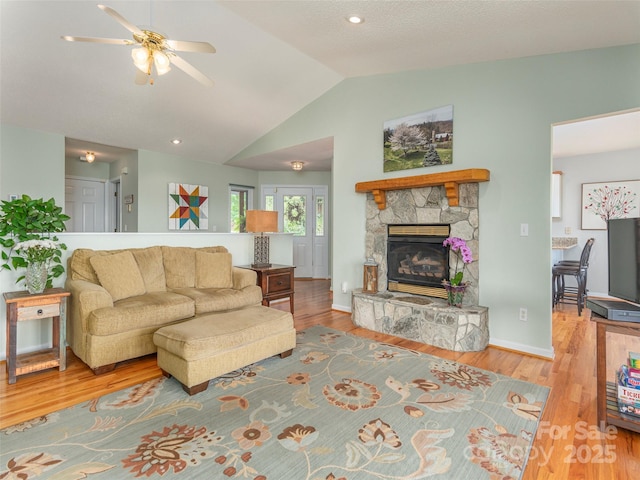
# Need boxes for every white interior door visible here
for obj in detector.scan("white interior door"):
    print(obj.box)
[262,186,329,279]
[282,187,313,277]
[65,178,106,232]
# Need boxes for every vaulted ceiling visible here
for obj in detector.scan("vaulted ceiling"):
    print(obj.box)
[1,1,639,171]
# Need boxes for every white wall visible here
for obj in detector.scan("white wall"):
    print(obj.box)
[230,44,640,358]
[552,147,640,296]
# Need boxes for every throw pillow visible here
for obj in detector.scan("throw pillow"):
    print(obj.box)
[195,251,233,289]
[90,251,146,301]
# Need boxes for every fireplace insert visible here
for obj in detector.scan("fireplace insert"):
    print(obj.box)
[387,224,450,297]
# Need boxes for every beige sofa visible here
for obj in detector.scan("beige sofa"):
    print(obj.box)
[64,246,263,374]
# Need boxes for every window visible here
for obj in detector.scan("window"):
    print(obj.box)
[283,195,306,236]
[265,194,274,211]
[229,185,254,232]
[315,196,325,236]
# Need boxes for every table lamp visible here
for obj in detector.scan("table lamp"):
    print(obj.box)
[246,210,278,268]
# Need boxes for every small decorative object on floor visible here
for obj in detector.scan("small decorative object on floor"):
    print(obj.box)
[25,260,48,294]
[442,236,473,307]
[363,257,378,294]
[442,279,469,307]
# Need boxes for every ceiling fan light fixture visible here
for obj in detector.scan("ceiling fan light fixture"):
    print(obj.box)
[131,47,150,68]
[291,161,304,171]
[153,50,172,75]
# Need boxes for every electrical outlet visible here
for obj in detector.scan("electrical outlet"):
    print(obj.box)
[564,227,572,234]
[341,281,348,294]
[519,307,528,322]
[520,223,529,236]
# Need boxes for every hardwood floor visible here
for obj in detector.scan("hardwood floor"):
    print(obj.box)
[1,280,639,478]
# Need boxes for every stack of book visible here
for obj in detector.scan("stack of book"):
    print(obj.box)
[617,352,640,417]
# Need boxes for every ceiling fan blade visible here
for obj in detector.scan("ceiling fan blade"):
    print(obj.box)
[98,4,144,37]
[134,69,149,85]
[61,35,134,46]
[170,55,214,87]
[165,39,216,54]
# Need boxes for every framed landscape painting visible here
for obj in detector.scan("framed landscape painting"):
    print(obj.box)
[581,180,640,230]
[383,105,453,173]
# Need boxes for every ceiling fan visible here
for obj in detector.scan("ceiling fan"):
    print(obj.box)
[62,4,215,86]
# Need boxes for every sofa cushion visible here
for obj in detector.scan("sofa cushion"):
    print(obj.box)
[90,251,146,301]
[88,292,195,336]
[173,285,263,315]
[162,247,197,288]
[131,246,167,292]
[69,248,102,283]
[195,251,233,289]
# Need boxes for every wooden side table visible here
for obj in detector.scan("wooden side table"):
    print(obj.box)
[4,288,70,384]
[590,313,640,433]
[240,264,295,313]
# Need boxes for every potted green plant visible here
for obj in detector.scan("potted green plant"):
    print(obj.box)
[0,195,70,292]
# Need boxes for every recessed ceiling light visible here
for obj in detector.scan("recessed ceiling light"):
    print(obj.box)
[171,138,182,145]
[347,15,364,24]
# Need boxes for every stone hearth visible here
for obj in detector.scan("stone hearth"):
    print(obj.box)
[352,290,489,352]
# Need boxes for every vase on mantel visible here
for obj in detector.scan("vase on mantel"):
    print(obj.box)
[25,261,48,294]
[442,280,469,308]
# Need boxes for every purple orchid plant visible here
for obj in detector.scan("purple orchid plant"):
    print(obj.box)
[443,236,473,286]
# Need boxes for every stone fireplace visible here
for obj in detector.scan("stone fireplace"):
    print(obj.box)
[362,176,483,305]
[352,169,490,352]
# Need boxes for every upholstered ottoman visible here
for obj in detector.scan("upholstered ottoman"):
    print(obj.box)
[153,305,296,395]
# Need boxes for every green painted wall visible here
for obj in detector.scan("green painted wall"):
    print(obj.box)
[258,170,331,187]
[1,125,65,205]
[65,157,110,179]
[231,45,640,356]
[137,150,259,232]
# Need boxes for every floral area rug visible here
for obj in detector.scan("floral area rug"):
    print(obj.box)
[1,326,549,479]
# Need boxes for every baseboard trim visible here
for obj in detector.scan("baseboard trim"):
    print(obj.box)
[331,303,351,313]
[489,337,555,360]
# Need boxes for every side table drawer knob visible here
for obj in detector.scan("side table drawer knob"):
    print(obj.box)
[18,303,61,321]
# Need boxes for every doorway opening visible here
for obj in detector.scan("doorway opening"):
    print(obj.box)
[262,185,329,279]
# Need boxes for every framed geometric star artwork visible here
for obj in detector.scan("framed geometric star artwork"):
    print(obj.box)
[168,183,209,230]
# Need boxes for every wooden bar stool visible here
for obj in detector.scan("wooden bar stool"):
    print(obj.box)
[552,238,594,316]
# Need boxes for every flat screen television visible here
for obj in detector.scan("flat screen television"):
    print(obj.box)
[608,217,640,304]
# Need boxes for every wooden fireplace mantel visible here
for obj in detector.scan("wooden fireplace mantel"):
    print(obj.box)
[355,168,490,210]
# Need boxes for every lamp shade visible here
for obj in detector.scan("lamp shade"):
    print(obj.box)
[246,210,278,233]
